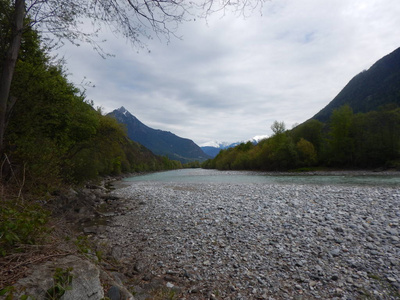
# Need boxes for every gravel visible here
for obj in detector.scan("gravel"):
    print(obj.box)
[102,178,400,299]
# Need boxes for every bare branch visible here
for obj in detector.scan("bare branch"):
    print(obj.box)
[23,0,266,53]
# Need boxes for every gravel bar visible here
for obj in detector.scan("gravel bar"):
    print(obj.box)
[104,180,400,299]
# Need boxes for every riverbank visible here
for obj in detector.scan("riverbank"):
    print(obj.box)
[102,174,400,299]
[2,170,399,299]
[0,179,137,300]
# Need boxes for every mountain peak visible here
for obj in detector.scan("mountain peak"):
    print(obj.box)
[108,107,210,163]
[117,106,130,116]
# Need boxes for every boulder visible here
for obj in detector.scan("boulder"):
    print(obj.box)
[13,255,104,300]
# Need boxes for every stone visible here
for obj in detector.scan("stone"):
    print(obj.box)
[14,255,104,300]
[103,174,400,299]
[107,285,121,300]
[330,248,341,257]
[331,275,339,281]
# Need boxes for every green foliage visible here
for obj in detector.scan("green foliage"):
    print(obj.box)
[0,285,31,300]
[0,199,50,256]
[256,132,298,170]
[0,0,13,64]
[2,21,181,192]
[183,160,201,168]
[313,47,400,122]
[46,267,73,300]
[206,142,256,171]
[291,119,324,154]
[351,108,400,167]
[328,105,354,166]
[296,138,317,166]
[207,107,400,171]
[74,235,102,261]
[74,235,91,255]
[0,286,15,300]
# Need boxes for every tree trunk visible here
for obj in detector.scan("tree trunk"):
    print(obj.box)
[0,0,25,152]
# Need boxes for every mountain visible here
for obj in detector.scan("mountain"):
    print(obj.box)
[108,107,211,163]
[313,47,400,122]
[201,143,239,158]
[201,135,268,158]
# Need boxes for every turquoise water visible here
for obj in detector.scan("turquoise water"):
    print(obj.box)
[123,169,400,186]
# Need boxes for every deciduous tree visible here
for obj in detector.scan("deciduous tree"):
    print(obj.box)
[329,105,354,165]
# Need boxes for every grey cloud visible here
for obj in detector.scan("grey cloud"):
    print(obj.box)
[58,0,400,145]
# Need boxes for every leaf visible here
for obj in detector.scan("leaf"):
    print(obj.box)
[0,288,9,296]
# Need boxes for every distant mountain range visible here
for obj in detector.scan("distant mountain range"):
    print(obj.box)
[108,107,211,163]
[313,47,400,122]
[200,135,268,158]
[200,142,239,158]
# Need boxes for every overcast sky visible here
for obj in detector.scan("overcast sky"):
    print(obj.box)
[57,0,400,146]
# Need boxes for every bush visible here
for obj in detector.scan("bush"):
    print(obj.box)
[0,199,50,256]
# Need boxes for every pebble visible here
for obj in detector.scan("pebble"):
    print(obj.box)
[105,176,400,299]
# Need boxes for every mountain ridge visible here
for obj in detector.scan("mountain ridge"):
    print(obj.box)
[313,46,400,122]
[108,107,211,163]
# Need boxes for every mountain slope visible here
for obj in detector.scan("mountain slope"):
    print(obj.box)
[313,47,400,122]
[108,107,210,163]
[201,146,225,158]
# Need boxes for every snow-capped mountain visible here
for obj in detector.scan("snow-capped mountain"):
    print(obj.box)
[251,135,269,143]
[200,135,268,158]
[200,141,237,148]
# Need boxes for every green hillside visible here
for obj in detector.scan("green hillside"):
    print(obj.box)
[109,107,211,163]
[2,19,181,192]
[204,48,400,171]
[313,47,400,122]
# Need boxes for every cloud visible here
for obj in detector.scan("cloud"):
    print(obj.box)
[58,0,400,145]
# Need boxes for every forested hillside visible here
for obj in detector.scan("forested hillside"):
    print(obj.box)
[109,107,210,163]
[2,16,181,193]
[203,105,400,171]
[313,47,400,122]
[0,7,183,259]
[203,47,400,171]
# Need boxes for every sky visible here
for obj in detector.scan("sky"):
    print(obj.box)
[56,0,400,146]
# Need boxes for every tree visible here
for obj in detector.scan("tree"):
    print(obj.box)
[328,105,354,165]
[0,0,24,151]
[296,138,317,166]
[291,119,324,154]
[0,0,267,153]
[271,120,286,136]
[352,108,400,167]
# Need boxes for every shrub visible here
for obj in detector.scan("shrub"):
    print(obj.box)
[0,199,50,256]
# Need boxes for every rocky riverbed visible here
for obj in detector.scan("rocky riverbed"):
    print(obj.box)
[99,178,400,299]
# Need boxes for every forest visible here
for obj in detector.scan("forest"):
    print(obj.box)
[203,104,400,171]
[2,20,182,193]
[0,9,182,257]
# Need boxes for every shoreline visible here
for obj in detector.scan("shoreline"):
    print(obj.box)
[110,168,400,190]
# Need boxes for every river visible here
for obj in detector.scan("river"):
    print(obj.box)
[123,168,400,186]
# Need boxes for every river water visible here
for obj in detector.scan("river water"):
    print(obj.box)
[123,168,400,187]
